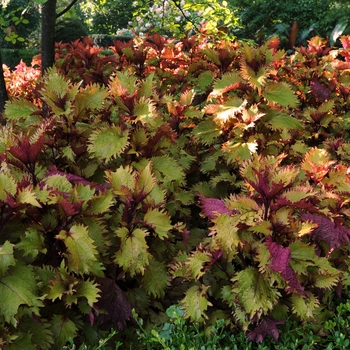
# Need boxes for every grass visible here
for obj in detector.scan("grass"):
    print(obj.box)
[64,301,350,350]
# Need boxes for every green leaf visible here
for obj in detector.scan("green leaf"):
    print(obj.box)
[233,266,279,317]
[44,174,73,193]
[135,162,156,197]
[56,224,104,276]
[4,100,40,120]
[181,284,213,322]
[42,68,70,99]
[50,314,78,350]
[186,250,212,280]
[138,72,155,99]
[144,209,173,240]
[193,119,221,145]
[0,172,17,201]
[265,112,303,130]
[17,228,47,259]
[143,259,169,298]
[211,214,240,254]
[74,84,108,119]
[0,264,43,323]
[16,187,42,207]
[86,190,114,215]
[0,241,15,276]
[105,165,136,198]
[197,70,214,91]
[65,280,100,307]
[114,227,151,277]
[263,82,299,108]
[88,125,129,162]
[151,156,185,185]
[292,293,319,320]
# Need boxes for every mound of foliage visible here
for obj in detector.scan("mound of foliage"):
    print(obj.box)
[2,32,350,348]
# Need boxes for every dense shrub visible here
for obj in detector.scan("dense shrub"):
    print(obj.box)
[2,31,350,348]
[55,17,90,44]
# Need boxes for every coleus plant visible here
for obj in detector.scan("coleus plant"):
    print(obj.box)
[2,32,350,347]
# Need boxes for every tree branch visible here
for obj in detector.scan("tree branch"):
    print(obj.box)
[56,0,80,18]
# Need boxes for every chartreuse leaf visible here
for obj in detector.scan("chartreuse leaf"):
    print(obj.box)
[263,82,299,108]
[144,209,173,240]
[135,162,156,197]
[151,156,186,185]
[105,165,136,197]
[50,314,78,350]
[88,125,129,162]
[65,280,100,307]
[143,259,169,298]
[265,112,303,131]
[232,267,280,318]
[16,227,47,259]
[16,187,42,207]
[114,227,151,277]
[181,284,213,322]
[42,67,70,99]
[292,293,319,320]
[193,119,221,145]
[186,250,212,280]
[0,241,15,276]
[74,84,108,119]
[85,190,114,215]
[19,318,54,350]
[138,72,155,99]
[4,99,41,121]
[56,224,104,277]
[0,172,17,201]
[44,174,73,193]
[210,214,240,256]
[0,264,44,324]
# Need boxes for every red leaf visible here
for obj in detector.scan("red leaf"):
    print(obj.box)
[248,316,283,343]
[198,194,235,220]
[266,238,308,296]
[310,78,331,102]
[302,213,350,249]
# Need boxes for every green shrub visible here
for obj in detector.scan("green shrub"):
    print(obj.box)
[55,17,89,43]
[1,48,39,68]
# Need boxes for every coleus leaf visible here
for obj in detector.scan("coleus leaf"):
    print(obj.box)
[265,112,303,131]
[105,165,136,198]
[232,266,280,317]
[302,213,350,249]
[56,224,104,277]
[0,172,17,201]
[49,314,78,350]
[143,209,173,240]
[0,241,15,276]
[185,250,212,280]
[114,227,151,277]
[87,125,129,162]
[301,147,336,183]
[151,155,186,185]
[193,119,221,146]
[181,284,212,322]
[266,238,307,296]
[85,190,114,215]
[247,316,282,343]
[94,277,133,330]
[135,162,156,198]
[0,264,44,323]
[16,187,42,207]
[74,84,108,120]
[292,293,319,320]
[143,259,170,298]
[310,78,331,101]
[263,82,299,108]
[4,99,41,121]
[16,228,47,259]
[198,194,234,220]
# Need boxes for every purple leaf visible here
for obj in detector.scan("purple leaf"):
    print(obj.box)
[198,194,235,220]
[302,213,350,249]
[310,78,331,101]
[248,316,283,343]
[266,238,308,296]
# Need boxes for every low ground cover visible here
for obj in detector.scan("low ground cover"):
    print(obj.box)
[1,32,350,348]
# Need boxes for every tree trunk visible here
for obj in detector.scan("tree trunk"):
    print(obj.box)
[0,50,8,124]
[41,0,57,75]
